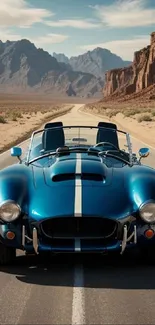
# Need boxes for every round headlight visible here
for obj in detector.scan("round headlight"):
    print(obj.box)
[0,201,21,222]
[139,202,155,223]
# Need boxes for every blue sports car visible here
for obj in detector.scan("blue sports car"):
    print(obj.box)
[0,121,155,265]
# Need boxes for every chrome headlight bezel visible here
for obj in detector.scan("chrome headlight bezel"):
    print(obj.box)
[0,200,21,222]
[139,201,155,223]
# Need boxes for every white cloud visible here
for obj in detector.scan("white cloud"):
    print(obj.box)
[0,28,21,41]
[30,34,69,46]
[0,29,69,47]
[91,0,155,28]
[0,0,54,27]
[46,19,100,29]
[79,36,150,60]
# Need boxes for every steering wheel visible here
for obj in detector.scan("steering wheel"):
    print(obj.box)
[93,142,118,151]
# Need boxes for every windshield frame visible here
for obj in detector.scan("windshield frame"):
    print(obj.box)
[25,125,133,165]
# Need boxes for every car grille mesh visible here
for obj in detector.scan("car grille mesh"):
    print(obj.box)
[40,217,117,239]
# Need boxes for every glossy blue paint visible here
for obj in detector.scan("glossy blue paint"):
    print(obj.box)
[11,146,22,157]
[1,124,155,255]
[0,155,154,220]
[0,223,22,248]
[139,147,150,157]
[37,241,122,252]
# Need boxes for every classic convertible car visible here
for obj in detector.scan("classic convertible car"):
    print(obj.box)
[0,121,155,265]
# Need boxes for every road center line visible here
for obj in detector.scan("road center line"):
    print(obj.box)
[72,264,85,325]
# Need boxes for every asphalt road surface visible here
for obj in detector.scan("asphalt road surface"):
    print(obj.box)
[1,104,155,325]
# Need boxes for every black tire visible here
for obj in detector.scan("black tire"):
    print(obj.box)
[39,251,54,260]
[0,243,16,265]
[139,246,155,265]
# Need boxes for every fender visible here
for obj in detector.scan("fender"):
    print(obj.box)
[0,164,31,207]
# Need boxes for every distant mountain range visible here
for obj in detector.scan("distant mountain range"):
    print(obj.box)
[53,48,131,79]
[0,39,131,98]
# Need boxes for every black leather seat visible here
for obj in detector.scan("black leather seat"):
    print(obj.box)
[96,122,119,149]
[42,122,65,151]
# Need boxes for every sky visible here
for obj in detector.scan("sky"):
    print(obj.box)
[0,0,155,60]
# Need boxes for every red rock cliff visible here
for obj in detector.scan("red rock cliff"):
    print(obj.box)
[103,32,155,98]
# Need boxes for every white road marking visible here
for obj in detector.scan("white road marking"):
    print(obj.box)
[72,264,85,325]
[131,134,155,151]
[0,138,30,158]
[0,104,84,159]
[78,108,155,150]
[74,153,82,217]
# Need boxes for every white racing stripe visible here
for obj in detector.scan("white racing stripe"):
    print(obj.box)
[72,156,85,324]
[75,238,81,252]
[74,153,82,217]
[72,264,85,325]
[74,153,82,252]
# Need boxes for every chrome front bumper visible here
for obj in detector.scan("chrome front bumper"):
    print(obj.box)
[22,225,39,254]
[120,225,137,254]
[22,224,137,254]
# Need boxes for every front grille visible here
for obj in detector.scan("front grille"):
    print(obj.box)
[40,217,117,239]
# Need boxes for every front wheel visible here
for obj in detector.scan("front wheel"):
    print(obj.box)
[139,246,155,265]
[0,243,16,265]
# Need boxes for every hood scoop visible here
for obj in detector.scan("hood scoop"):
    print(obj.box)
[43,157,113,187]
[52,173,104,182]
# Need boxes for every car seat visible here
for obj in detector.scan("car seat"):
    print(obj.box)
[96,122,119,149]
[42,122,65,151]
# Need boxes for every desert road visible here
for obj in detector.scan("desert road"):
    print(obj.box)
[1,104,155,325]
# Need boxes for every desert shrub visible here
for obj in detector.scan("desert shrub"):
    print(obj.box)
[13,112,22,118]
[107,109,120,118]
[123,108,141,117]
[6,111,23,121]
[138,114,152,122]
[0,115,7,123]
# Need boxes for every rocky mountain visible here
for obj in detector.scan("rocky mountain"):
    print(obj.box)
[53,52,69,65]
[0,39,103,98]
[103,32,155,100]
[53,48,131,79]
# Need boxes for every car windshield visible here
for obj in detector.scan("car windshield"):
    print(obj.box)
[25,126,132,163]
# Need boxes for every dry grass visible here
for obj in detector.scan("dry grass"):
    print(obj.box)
[137,114,153,122]
[0,99,73,123]
[106,109,121,118]
[84,101,155,122]
[123,108,141,117]
[0,115,7,123]
[82,99,155,148]
[0,96,74,153]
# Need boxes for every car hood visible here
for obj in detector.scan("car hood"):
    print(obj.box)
[28,155,133,221]
[43,156,113,187]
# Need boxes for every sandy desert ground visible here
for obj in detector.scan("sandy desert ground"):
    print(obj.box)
[1,94,155,152]
[84,101,155,148]
[0,95,77,153]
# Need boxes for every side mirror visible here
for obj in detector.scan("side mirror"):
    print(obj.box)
[11,147,22,163]
[139,147,150,160]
